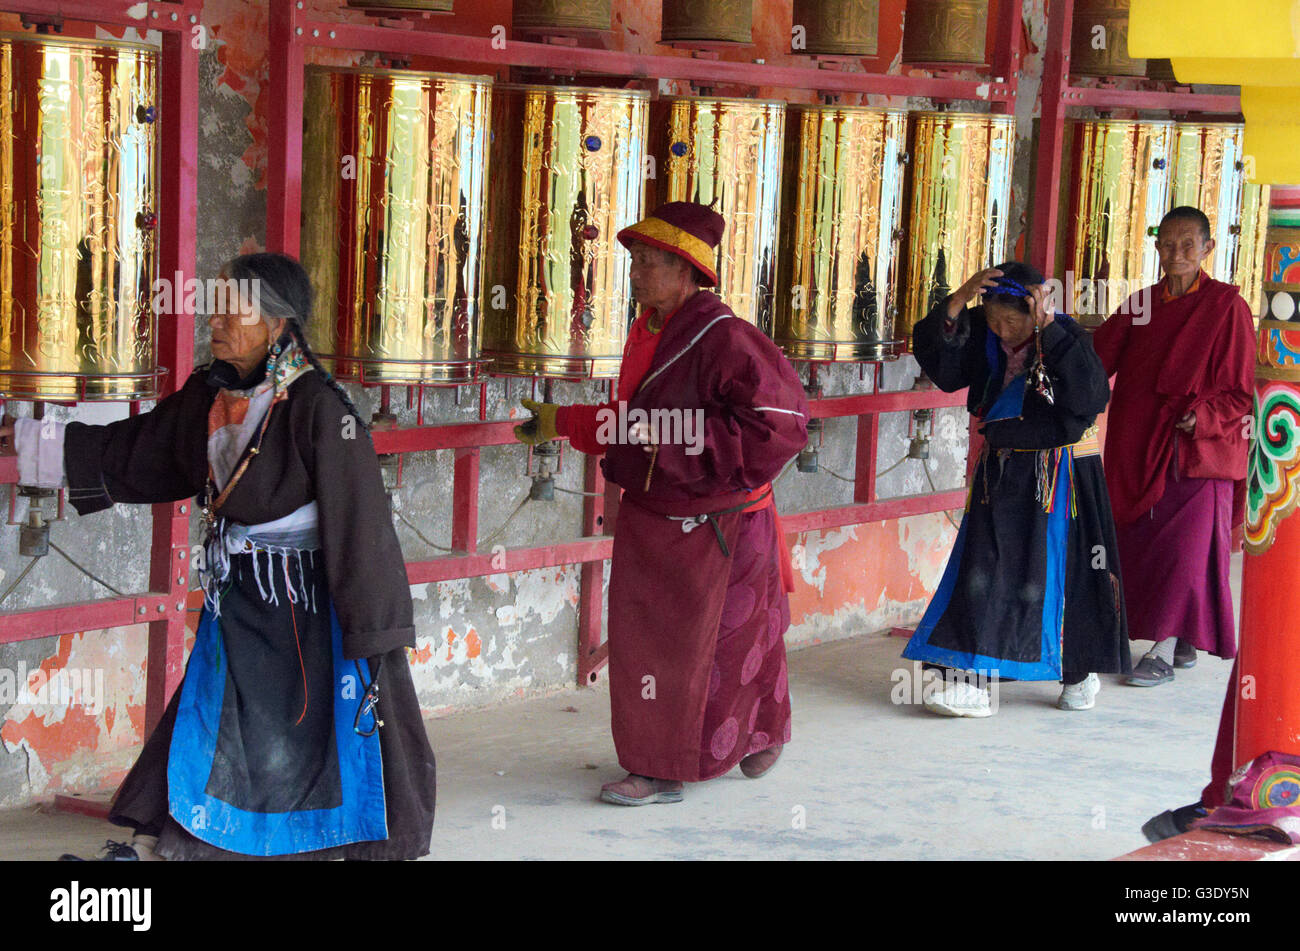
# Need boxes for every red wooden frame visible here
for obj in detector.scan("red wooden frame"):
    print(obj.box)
[1,0,1245,737]
[0,2,200,737]
[1027,0,1243,275]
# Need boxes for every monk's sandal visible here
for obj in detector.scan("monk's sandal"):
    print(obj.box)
[740,744,784,778]
[1126,652,1173,687]
[599,773,683,806]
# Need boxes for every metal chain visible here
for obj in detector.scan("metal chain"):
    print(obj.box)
[0,557,40,607]
[396,492,534,554]
[49,541,129,597]
[923,460,962,529]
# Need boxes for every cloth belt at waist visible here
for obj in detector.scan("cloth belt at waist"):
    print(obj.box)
[628,483,795,594]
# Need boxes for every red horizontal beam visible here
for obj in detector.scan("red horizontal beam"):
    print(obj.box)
[781,489,967,534]
[0,594,181,644]
[372,419,519,454]
[369,389,968,456]
[405,537,614,584]
[0,0,202,31]
[400,487,965,583]
[810,388,967,419]
[298,19,1015,102]
[1061,85,1241,113]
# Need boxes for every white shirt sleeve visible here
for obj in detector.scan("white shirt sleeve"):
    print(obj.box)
[14,417,67,488]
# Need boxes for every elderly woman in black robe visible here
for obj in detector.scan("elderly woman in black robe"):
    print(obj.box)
[901,261,1131,716]
[3,253,435,859]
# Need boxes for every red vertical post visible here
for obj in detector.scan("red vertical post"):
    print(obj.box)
[853,413,879,505]
[577,452,609,685]
[1028,0,1072,276]
[145,24,200,734]
[989,0,1023,115]
[451,448,480,553]
[267,2,305,255]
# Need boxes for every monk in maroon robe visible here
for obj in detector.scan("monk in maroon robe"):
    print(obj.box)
[514,202,808,805]
[1092,206,1254,687]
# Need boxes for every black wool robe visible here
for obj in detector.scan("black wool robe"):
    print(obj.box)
[903,298,1131,680]
[63,362,436,860]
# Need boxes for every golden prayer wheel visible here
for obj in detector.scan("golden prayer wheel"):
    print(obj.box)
[482,84,649,379]
[900,0,988,66]
[1055,119,1175,325]
[647,96,785,335]
[1237,182,1271,317]
[899,111,1015,344]
[776,106,909,361]
[1069,0,1145,77]
[345,1,454,10]
[300,66,493,385]
[660,0,754,45]
[0,33,159,401]
[512,0,612,33]
[791,0,880,57]
[1170,122,1269,315]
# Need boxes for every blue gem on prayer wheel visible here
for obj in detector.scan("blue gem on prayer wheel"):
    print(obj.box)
[585,135,602,151]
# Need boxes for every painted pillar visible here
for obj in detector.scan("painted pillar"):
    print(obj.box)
[1238,197,1300,765]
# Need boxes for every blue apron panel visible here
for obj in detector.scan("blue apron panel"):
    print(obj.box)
[903,444,1071,681]
[983,372,1027,423]
[167,604,388,856]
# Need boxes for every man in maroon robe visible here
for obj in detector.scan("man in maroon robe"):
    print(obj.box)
[1092,206,1254,687]
[514,202,808,805]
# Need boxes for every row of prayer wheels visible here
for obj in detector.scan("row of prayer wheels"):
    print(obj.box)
[0,29,1270,400]
[1056,118,1270,324]
[298,66,1015,382]
[348,0,992,63]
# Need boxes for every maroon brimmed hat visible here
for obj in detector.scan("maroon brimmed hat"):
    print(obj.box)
[617,201,724,287]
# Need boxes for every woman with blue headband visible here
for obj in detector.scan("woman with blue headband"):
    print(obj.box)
[901,261,1131,716]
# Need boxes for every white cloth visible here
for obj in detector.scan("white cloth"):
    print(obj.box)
[14,417,67,489]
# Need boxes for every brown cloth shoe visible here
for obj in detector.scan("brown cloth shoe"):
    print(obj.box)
[739,744,784,779]
[599,773,684,806]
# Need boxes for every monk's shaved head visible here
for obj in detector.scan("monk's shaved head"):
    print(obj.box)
[1158,206,1212,242]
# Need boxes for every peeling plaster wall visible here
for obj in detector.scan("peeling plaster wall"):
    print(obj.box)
[0,0,1046,808]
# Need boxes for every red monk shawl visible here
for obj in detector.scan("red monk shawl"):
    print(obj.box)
[558,290,808,781]
[1092,272,1255,526]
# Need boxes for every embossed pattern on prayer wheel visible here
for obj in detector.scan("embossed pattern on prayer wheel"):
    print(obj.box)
[482,84,649,379]
[647,96,785,335]
[1055,120,1174,325]
[1170,122,1269,315]
[660,0,754,45]
[512,0,612,33]
[300,66,492,385]
[791,0,880,56]
[1070,0,1146,77]
[899,112,1014,346]
[1237,181,1271,317]
[0,33,159,401]
[900,0,988,65]
[775,106,908,361]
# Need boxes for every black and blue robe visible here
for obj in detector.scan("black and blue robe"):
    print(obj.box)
[62,361,436,859]
[902,300,1131,681]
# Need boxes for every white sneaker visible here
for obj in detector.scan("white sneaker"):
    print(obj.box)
[923,680,994,717]
[1057,672,1100,711]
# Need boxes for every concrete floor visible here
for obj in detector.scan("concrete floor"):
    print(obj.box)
[0,631,1232,861]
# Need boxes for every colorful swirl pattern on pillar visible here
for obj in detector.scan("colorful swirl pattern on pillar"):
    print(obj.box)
[1246,322,1300,553]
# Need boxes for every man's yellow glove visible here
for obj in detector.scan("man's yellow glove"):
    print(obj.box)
[514,398,560,445]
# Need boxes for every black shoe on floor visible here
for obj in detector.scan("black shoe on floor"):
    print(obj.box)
[1126,652,1174,687]
[1173,639,1198,669]
[1141,802,1208,843]
[58,840,140,862]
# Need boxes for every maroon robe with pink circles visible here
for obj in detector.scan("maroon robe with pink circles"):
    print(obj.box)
[559,290,808,781]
